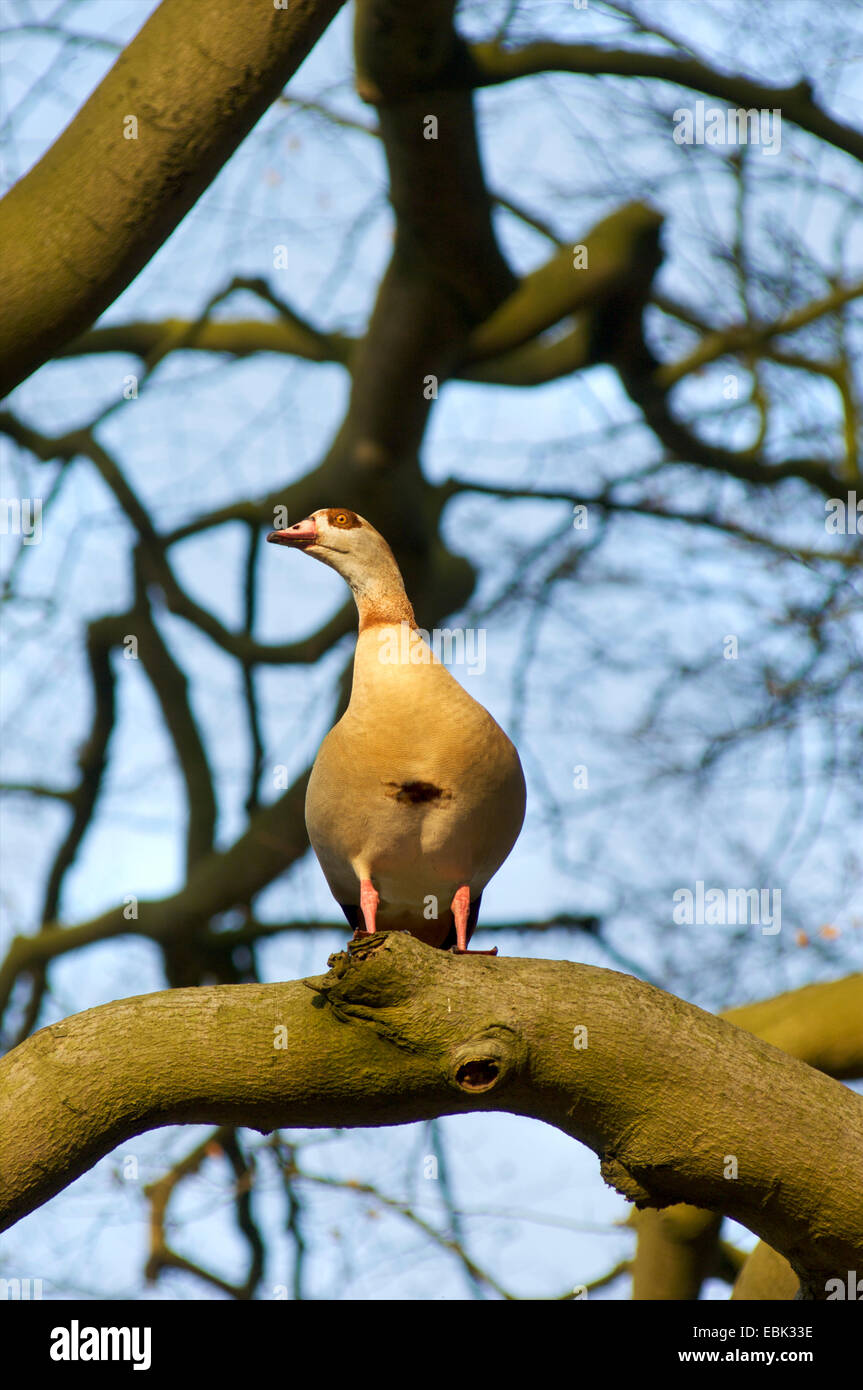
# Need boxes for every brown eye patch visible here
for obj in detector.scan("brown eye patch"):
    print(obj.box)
[327,509,361,529]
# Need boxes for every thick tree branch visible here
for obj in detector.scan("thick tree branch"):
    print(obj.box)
[723,973,863,1084]
[731,1241,800,1300]
[630,1207,723,1302]
[0,0,346,397]
[461,201,661,364]
[1,934,861,1300]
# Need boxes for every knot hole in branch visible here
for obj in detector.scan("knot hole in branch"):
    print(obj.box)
[449,1029,521,1095]
[455,1057,499,1092]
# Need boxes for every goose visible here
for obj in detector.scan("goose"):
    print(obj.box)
[267,508,525,953]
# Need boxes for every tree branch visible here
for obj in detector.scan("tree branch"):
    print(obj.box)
[656,280,863,389]
[0,0,347,397]
[1,934,861,1299]
[129,572,217,874]
[56,316,354,369]
[464,43,863,166]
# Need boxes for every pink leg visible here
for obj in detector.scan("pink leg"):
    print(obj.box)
[450,885,498,956]
[359,878,379,935]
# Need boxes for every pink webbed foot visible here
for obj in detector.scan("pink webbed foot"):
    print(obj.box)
[450,884,498,956]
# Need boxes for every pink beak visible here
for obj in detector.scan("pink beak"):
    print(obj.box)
[267,518,318,548]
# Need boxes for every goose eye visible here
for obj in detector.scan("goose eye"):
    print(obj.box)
[335,513,348,525]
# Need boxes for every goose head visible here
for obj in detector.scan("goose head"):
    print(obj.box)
[267,508,415,630]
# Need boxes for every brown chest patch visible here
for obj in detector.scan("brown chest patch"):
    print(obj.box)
[386,780,450,805]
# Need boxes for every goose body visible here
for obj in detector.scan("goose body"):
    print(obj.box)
[267,509,525,952]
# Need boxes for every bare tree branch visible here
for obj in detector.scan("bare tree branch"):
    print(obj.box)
[464,43,863,165]
[2,935,861,1300]
[0,0,347,396]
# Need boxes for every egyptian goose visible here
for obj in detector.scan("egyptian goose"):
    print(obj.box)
[267,509,526,953]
